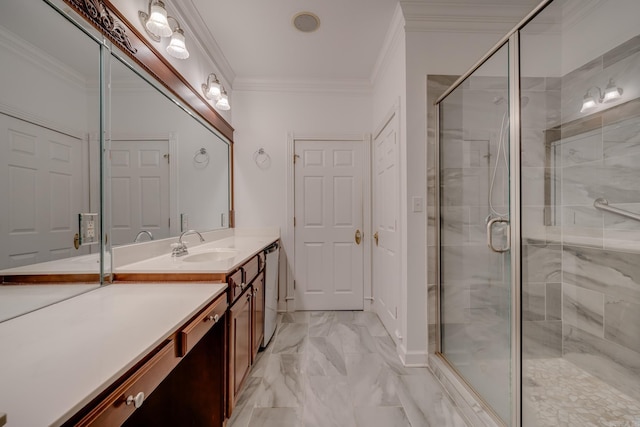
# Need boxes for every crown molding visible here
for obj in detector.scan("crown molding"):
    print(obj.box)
[232,78,373,95]
[400,1,538,33]
[370,3,406,86]
[171,0,236,88]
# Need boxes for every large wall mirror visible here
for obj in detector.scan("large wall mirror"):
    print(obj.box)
[0,0,232,322]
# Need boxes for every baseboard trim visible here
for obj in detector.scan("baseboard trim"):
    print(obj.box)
[398,345,428,367]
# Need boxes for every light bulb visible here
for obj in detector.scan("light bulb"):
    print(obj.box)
[216,92,230,111]
[146,1,172,38]
[166,28,189,59]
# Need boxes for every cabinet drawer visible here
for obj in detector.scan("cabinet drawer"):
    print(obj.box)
[178,294,227,357]
[77,340,177,427]
[244,255,260,285]
[228,268,244,302]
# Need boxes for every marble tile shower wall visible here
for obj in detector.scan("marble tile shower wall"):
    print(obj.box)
[554,35,640,401]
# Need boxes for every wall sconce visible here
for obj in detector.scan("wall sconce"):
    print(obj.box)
[139,0,190,59]
[580,78,623,113]
[202,73,231,111]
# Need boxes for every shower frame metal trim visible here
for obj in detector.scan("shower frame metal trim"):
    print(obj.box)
[435,0,554,106]
[508,30,523,427]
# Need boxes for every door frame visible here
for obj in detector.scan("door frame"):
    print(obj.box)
[285,133,372,312]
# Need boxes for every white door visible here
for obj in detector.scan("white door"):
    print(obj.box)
[294,140,364,310]
[0,113,86,269]
[109,140,170,246]
[372,114,401,339]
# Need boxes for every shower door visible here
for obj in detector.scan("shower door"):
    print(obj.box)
[438,42,513,424]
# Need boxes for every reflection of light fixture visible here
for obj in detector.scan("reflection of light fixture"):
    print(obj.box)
[602,78,623,102]
[580,78,624,113]
[580,91,598,112]
[202,73,222,100]
[139,0,189,59]
[202,74,231,111]
[216,87,231,111]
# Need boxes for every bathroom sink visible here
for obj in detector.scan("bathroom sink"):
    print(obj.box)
[182,249,238,263]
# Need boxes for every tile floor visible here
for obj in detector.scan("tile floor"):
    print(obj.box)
[228,311,469,427]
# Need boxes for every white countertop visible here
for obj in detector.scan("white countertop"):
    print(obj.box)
[115,233,279,274]
[0,284,99,323]
[0,283,226,427]
[0,253,106,276]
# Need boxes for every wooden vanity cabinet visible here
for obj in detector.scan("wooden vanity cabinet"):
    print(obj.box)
[226,253,266,415]
[65,293,228,427]
[228,287,252,415]
[251,271,265,361]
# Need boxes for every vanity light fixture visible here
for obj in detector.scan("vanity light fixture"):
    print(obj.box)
[139,0,190,59]
[202,73,222,100]
[580,78,623,113]
[216,87,231,111]
[202,73,230,111]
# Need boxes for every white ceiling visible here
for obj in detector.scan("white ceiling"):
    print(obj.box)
[178,0,542,88]
[186,0,399,85]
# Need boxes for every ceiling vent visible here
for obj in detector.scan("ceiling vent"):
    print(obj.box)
[292,12,320,33]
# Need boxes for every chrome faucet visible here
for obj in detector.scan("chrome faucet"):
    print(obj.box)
[171,229,205,257]
[134,230,154,243]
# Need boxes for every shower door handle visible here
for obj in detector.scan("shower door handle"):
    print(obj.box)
[487,217,510,253]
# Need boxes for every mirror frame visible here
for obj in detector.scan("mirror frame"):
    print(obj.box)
[63,0,236,226]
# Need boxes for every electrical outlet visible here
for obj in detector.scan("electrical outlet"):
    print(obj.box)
[181,213,189,232]
[78,213,98,245]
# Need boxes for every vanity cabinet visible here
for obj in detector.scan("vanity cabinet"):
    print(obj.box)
[251,271,265,360]
[226,253,266,415]
[228,288,252,413]
[65,293,228,427]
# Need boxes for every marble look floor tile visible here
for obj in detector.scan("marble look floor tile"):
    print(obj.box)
[255,354,304,408]
[231,311,468,427]
[346,353,401,407]
[271,323,308,354]
[303,335,346,376]
[250,351,271,378]
[303,375,357,427]
[309,311,337,337]
[395,373,469,427]
[332,322,378,354]
[353,311,389,337]
[228,377,262,427]
[354,406,411,427]
[248,408,301,427]
[280,312,310,324]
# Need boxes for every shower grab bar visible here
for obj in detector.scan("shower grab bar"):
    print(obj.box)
[594,198,640,223]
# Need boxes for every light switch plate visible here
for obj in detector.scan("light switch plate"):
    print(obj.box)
[78,213,98,245]
[412,197,424,213]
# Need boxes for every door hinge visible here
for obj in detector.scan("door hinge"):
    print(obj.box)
[293,280,296,290]
[293,217,296,227]
[168,217,171,227]
[294,154,300,164]
[164,153,170,164]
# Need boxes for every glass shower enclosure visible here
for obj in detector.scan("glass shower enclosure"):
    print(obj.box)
[436,0,640,426]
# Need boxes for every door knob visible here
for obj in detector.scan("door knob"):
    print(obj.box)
[373,232,379,246]
[355,229,362,245]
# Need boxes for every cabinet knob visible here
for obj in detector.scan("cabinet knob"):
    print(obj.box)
[126,391,145,409]
[205,314,220,323]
